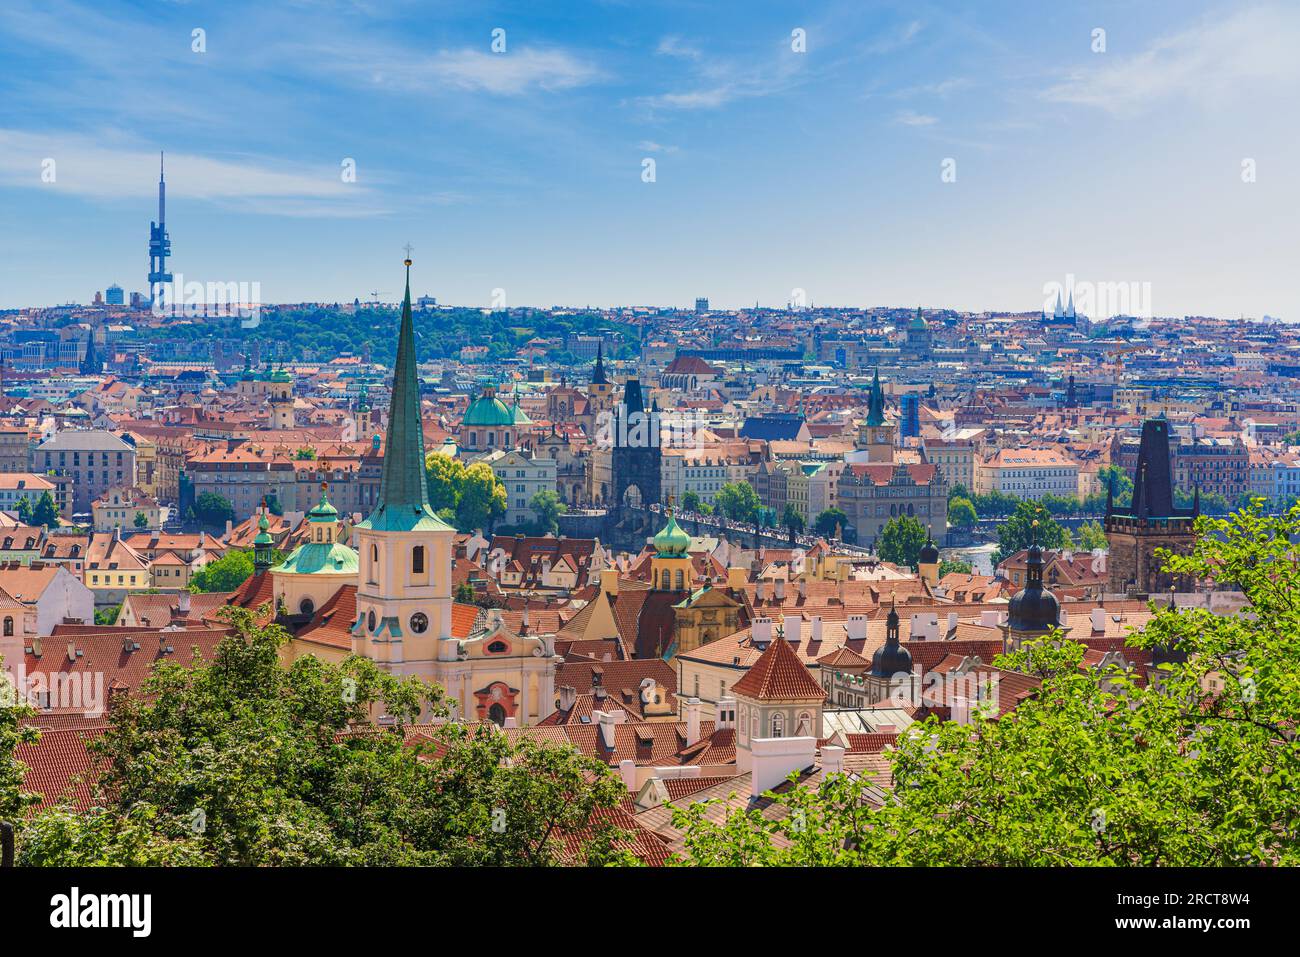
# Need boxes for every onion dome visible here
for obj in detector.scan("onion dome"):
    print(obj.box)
[253,510,273,546]
[872,597,912,677]
[1007,534,1060,634]
[308,483,338,522]
[653,511,691,556]
[919,536,940,565]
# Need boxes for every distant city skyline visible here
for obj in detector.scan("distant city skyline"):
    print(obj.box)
[1,0,1297,319]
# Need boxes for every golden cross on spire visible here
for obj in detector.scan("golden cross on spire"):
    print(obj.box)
[403,242,414,265]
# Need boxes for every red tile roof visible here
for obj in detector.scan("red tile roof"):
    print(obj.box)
[731,637,827,701]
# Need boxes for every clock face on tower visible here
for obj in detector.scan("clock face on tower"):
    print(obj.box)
[409,612,429,634]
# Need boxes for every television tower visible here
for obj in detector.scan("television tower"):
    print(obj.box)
[147,151,173,307]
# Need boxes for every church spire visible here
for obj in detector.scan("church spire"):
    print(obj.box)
[359,254,453,532]
[591,341,608,385]
[864,366,885,427]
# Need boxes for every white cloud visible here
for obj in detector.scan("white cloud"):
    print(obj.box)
[895,110,938,127]
[656,36,703,61]
[1043,4,1300,113]
[867,19,924,55]
[637,140,679,154]
[331,46,604,96]
[0,130,381,216]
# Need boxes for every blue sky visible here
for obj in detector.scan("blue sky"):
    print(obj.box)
[0,0,1296,319]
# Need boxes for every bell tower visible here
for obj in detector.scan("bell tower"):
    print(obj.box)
[351,256,458,675]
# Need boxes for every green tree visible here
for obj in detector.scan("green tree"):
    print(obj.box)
[456,462,507,533]
[529,489,566,536]
[190,550,257,592]
[194,492,235,527]
[781,504,805,537]
[680,491,702,513]
[1075,519,1108,552]
[133,511,150,529]
[32,492,59,528]
[938,558,973,577]
[877,515,928,569]
[993,501,1069,566]
[714,482,760,524]
[673,502,1300,865]
[94,603,122,626]
[0,665,39,822]
[948,496,977,529]
[16,496,33,525]
[14,606,634,866]
[813,508,847,539]
[426,452,467,514]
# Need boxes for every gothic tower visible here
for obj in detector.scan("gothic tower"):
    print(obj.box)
[268,364,295,430]
[1104,418,1198,596]
[611,377,661,508]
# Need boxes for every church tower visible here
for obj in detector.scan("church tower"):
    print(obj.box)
[856,367,895,462]
[650,508,692,592]
[1104,418,1197,596]
[355,384,374,442]
[351,258,459,675]
[268,364,295,430]
[587,341,615,415]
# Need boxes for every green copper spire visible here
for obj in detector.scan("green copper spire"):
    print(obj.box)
[357,257,454,533]
[864,367,885,427]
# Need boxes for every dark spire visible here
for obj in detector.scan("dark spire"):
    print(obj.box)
[591,341,608,385]
[1117,419,1180,519]
[359,257,452,532]
[864,366,885,427]
[80,329,101,375]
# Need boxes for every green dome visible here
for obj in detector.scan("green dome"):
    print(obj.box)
[654,512,691,556]
[462,392,516,427]
[308,485,338,522]
[253,510,273,546]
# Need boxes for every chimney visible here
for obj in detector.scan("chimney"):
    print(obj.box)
[783,614,802,644]
[980,609,1001,628]
[1058,606,1069,627]
[750,736,817,797]
[774,577,786,601]
[683,696,701,747]
[225,518,233,538]
[1091,607,1107,633]
[727,565,747,590]
[66,641,77,662]
[558,685,577,712]
[600,568,619,597]
[820,745,845,775]
[752,617,773,648]
[798,578,807,599]
[846,614,867,641]
[503,716,518,729]
[947,612,959,636]
[618,758,637,791]
[756,579,767,602]
[595,709,624,749]
[715,697,737,730]
[808,616,823,643]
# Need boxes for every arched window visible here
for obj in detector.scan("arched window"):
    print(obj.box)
[368,544,379,584]
[796,711,812,736]
[488,703,507,726]
[412,545,425,574]
[661,569,671,589]
[2,617,12,636]
[674,569,684,590]
[770,713,785,738]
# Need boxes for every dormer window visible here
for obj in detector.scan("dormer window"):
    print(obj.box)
[487,640,509,654]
